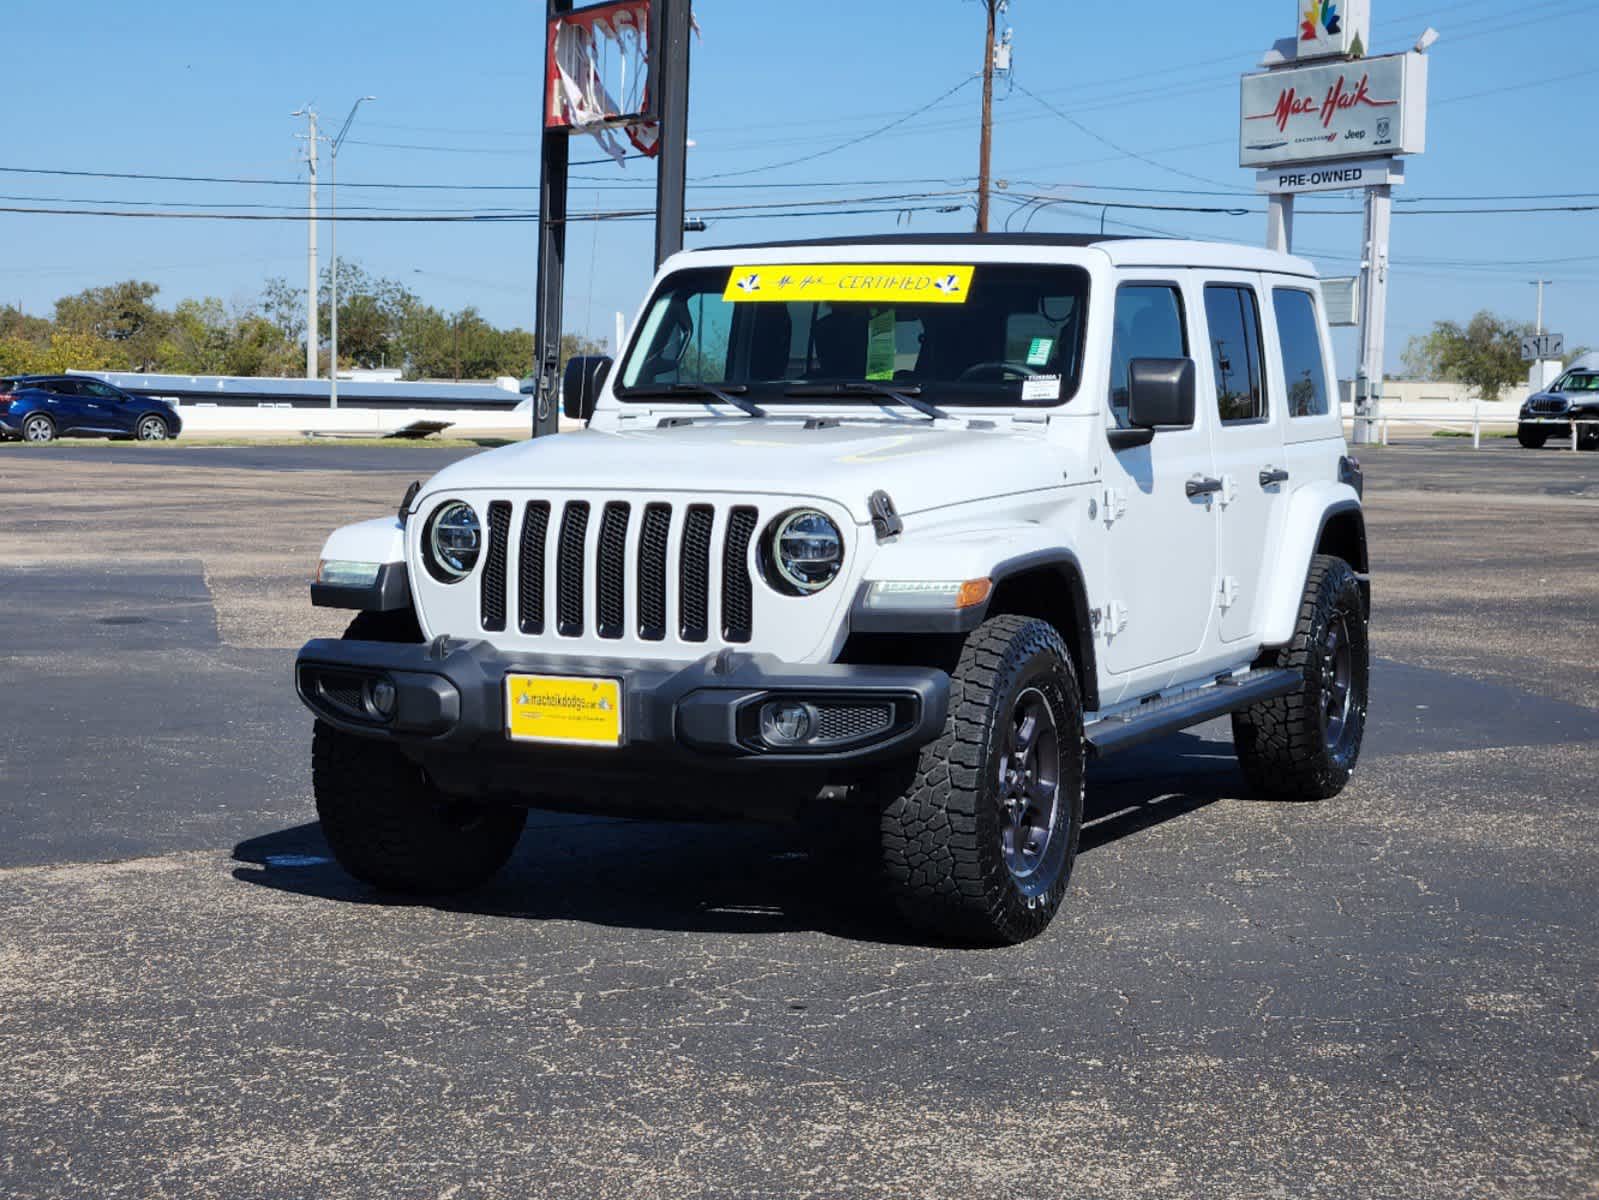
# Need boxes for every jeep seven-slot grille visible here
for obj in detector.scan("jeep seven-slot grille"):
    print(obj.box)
[517,502,550,635]
[596,502,631,640]
[480,501,512,632]
[680,505,715,643]
[721,507,758,644]
[637,503,672,641]
[471,499,763,648]
[556,502,591,637]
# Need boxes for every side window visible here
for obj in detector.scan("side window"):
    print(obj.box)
[83,381,121,400]
[49,379,82,396]
[1203,285,1267,424]
[1108,285,1187,429]
[1272,290,1329,417]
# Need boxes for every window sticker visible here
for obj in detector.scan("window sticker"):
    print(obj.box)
[866,309,898,380]
[1026,337,1055,367]
[724,264,975,305]
[1021,375,1062,402]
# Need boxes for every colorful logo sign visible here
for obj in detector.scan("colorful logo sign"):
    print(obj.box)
[1301,1,1341,41]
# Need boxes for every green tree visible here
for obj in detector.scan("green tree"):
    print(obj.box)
[53,281,169,370]
[318,262,416,370]
[1401,311,1534,402]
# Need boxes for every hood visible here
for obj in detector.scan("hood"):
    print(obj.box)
[419,420,1065,522]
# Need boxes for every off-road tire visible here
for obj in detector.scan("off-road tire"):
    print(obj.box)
[22,414,55,443]
[313,722,526,895]
[1516,426,1547,450]
[879,615,1085,945]
[1232,555,1368,801]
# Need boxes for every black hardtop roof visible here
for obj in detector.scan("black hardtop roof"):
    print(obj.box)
[704,232,1144,252]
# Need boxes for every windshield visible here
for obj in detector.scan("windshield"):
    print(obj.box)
[1554,372,1598,393]
[616,263,1090,408]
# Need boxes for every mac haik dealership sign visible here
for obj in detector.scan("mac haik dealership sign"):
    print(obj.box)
[1240,51,1427,168]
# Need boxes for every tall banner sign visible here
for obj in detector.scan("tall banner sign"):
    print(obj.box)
[1295,0,1371,61]
[1240,51,1427,168]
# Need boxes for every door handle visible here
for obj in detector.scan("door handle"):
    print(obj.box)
[1186,476,1224,499]
[1259,467,1290,487]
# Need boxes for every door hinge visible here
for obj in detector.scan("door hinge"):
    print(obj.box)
[1219,474,1239,508]
[1098,600,1128,638]
[1102,487,1127,527]
[1218,576,1240,611]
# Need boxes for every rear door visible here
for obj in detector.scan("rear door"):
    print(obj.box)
[41,379,89,431]
[1200,279,1283,644]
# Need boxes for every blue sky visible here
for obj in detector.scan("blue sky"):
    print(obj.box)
[4,0,1595,374]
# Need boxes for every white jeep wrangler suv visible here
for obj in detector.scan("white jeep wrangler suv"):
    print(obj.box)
[297,233,1370,945]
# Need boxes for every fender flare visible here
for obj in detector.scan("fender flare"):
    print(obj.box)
[850,534,1100,711]
[311,517,413,612]
[1259,485,1366,647]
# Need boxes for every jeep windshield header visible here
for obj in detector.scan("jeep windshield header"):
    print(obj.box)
[616,264,1090,409]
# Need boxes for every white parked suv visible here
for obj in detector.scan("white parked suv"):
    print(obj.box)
[297,234,1370,944]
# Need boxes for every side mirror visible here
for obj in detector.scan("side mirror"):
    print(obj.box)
[1127,357,1196,430]
[562,355,612,423]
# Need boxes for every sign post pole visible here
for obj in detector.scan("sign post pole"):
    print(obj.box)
[1266,193,1294,255]
[1353,182,1392,447]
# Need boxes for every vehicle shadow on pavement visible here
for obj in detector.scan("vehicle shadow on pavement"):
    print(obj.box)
[230,731,1244,946]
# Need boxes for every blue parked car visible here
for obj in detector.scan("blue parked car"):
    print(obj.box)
[0,375,182,443]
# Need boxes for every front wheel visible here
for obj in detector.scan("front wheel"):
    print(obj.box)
[879,615,1084,945]
[1517,425,1547,449]
[136,415,170,441]
[1232,555,1369,801]
[313,722,526,894]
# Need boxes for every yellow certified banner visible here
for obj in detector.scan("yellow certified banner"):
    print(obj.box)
[723,264,975,305]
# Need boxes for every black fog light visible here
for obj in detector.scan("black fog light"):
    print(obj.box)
[760,699,815,747]
[367,678,398,719]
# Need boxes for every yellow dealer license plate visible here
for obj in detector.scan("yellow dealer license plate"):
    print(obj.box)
[505,674,622,748]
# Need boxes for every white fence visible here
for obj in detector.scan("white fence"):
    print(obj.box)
[1341,402,1595,450]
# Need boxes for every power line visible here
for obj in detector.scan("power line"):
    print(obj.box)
[697,75,979,180]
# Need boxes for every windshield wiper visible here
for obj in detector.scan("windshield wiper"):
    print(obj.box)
[623,382,766,418]
[786,381,949,421]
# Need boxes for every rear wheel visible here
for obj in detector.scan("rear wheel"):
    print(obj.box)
[1232,555,1369,801]
[1517,425,1547,449]
[136,415,170,441]
[878,615,1084,945]
[1578,424,1599,452]
[22,414,55,443]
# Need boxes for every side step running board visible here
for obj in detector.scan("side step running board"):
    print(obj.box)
[1084,668,1300,757]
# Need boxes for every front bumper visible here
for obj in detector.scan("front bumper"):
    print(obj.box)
[295,637,948,773]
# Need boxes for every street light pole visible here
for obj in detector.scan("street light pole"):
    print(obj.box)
[1530,279,1552,334]
[291,106,320,380]
[328,96,375,411]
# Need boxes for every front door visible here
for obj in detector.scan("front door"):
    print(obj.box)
[1099,279,1219,685]
[76,380,130,433]
[1200,279,1283,644]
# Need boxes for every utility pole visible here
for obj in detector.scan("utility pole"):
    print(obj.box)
[291,106,320,379]
[328,96,376,411]
[975,0,1000,233]
[1530,279,1551,334]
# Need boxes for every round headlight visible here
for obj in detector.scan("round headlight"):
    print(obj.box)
[764,509,844,595]
[424,501,482,582]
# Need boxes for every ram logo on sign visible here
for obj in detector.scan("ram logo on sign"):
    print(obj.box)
[1240,51,1428,167]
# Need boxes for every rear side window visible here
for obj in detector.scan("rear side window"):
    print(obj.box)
[1273,290,1330,417]
[1204,285,1267,424]
[1108,284,1187,429]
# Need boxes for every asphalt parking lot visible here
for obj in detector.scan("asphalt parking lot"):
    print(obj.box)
[1,437,1596,1198]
